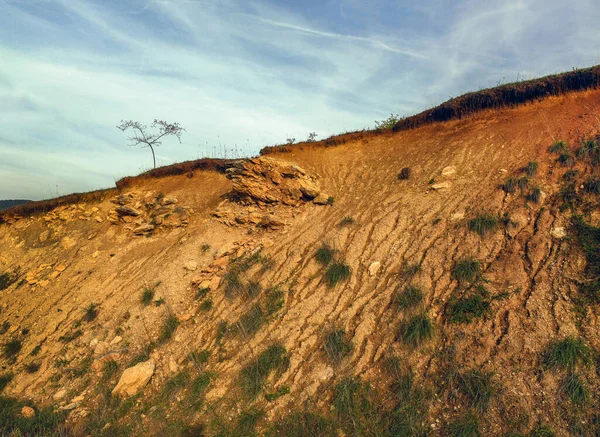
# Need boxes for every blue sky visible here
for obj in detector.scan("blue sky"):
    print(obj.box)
[1,0,600,200]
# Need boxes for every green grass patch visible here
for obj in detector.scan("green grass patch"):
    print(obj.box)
[2,339,21,358]
[195,286,210,300]
[323,329,352,364]
[266,411,335,437]
[339,216,355,227]
[315,244,335,266]
[394,285,423,310]
[102,360,119,381]
[0,272,17,291]
[24,362,41,373]
[583,178,600,194]
[240,344,289,399]
[457,370,498,411]
[246,281,262,299]
[82,303,99,322]
[224,271,244,299]
[558,152,574,167]
[187,349,210,366]
[0,395,70,436]
[549,140,567,153]
[452,258,482,283]
[199,299,213,311]
[447,285,492,324]
[141,282,160,306]
[265,385,290,402]
[266,288,285,315]
[324,262,351,287]
[528,424,556,437]
[333,377,385,436]
[468,213,498,236]
[502,177,517,193]
[562,371,587,405]
[527,187,542,203]
[525,161,538,176]
[0,373,13,392]
[188,371,212,409]
[158,315,179,344]
[543,337,591,370]
[577,138,600,165]
[446,412,480,437]
[397,313,434,347]
[236,303,265,337]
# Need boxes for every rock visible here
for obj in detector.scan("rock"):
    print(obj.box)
[168,357,179,374]
[184,261,198,271]
[95,216,104,223]
[110,336,122,345]
[39,231,49,243]
[132,224,154,235]
[115,206,141,217]
[299,181,320,198]
[431,181,452,190]
[450,212,465,221]
[162,198,177,205]
[55,265,67,272]
[260,215,284,229]
[93,341,110,357]
[60,237,77,250]
[550,227,567,239]
[38,280,49,287]
[111,359,155,398]
[368,261,381,276]
[71,394,85,403]
[92,352,122,371]
[441,166,456,177]
[177,313,192,322]
[21,406,35,418]
[53,389,67,400]
[313,193,330,205]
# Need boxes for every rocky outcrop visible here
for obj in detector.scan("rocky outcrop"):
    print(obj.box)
[111,359,155,398]
[225,157,324,206]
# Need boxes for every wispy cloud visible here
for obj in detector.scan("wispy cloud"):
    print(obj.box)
[1,0,600,199]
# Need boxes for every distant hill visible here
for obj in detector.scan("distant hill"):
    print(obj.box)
[0,199,31,211]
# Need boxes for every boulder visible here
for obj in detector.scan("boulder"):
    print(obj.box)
[368,261,381,276]
[313,193,331,205]
[21,406,35,418]
[431,182,452,190]
[111,359,155,398]
[115,206,141,217]
[133,224,154,235]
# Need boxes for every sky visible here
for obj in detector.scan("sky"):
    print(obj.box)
[1,0,600,200]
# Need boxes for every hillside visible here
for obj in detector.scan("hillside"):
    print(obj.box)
[1,77,600,436]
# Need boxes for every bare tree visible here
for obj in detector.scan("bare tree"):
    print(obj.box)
[116,119,185,169]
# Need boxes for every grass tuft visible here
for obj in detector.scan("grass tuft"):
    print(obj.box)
[502,177,517,193]
[394,285,423,310]
[543,337,591,370]
[339,216,355,227]
[562,371,587,405]
[457,370,497,411]
[82,303,99,322]
[240,344,289,399]
[397,313,434,347]
[452,258,482,283]
[525,161,538,176]
[446,412,480,437]
[158,315,179,344]
[0,272,17,291]
[315,244,335,266]
[447,285,491,324]
[199,299,213,311]
[0,373,13,391]
[558,152,574,167]
[468,214,498,236]
[24,362,41,373]
[398,167,411,180]
[527,187,542,203]
[323,329,353,364]
[102,360,119,381]
[266,411,335,437]
[583,178,600,194]
[2,339,22,358]
[324,262,351,287]
[549,140,567,154]
[236,303,265,337]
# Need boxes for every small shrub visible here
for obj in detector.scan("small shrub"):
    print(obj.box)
[458,370,497,411]
[327,196,335,205]
[265,385,290,402]
[398,167,411,180]
[394,285,423,310]
[577,138,599,165]
[236,304,265,336]
[59,329,83,343]
[102,360,119,381]
[141,288,155,305]
[161,371,191,401]
[525,161,538,176]
[82,303,99,322]
[543,337,591,370]
[339,216,355,227]
[549,140,567,154]
[0,272,17,291]
[563,169,578,181]
[468,214,498,236]
[195,286,210,300]
[527,187,542,203]
[583,178,600,194]
[332,377,382,436]
[224,271,244,299]
[447,286,491,324]
[240,344,289,399]
[199,299,213,311]
[446,412,480,437]
[529,424,556,437]
[201,244,211,252]
[323,329,352,363]
[315,244,335,266]
[516,176,529,190]
[0,373,13,391]
[0,321,10,335]
[398,313,434,347]
[188,372,212,409]
[246,281,262,299]
[428,178,436,185]
[187,349,210,366]
[502,177,517,193]
[562,371,587,405]
[324,262,351,287]
[558,152,574,167]
[375,113,401,130]
[452,259,482,283]
[2,339,22,358]
[158,315,179,344]
[266,288,285,315]
[401,263,422,280]
[216,320,228,344]
[24,362,41,373]
[30,345,41,356]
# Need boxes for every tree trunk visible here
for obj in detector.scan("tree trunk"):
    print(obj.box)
[149,145,156,169]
